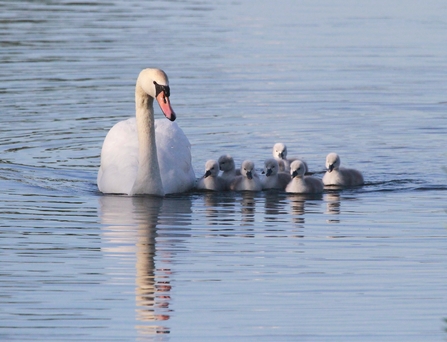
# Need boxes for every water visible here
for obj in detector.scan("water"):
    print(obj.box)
[1,0,447,341]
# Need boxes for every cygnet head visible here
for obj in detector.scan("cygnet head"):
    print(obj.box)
[290,160,306,178]
[325,153,341,172]
[136,68,176,121]
[272,143,287,160]
[218,154,236,172]
[204,160,219,178]
[264,158,279,177]
[241,160,255,180]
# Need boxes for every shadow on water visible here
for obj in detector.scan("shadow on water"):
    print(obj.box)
[98,194,192,338]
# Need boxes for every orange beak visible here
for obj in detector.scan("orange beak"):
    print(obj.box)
[156,91,176,121]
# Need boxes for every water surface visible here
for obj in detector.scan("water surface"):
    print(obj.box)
[1,0,447,341]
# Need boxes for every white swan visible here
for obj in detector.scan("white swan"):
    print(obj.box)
[262,158,291,190]
[286,160,323,194]
[196,160,226,191]
[322,152,364,187]
[272,142,308,173]
[97,68,195,196]
[230,160,263,191]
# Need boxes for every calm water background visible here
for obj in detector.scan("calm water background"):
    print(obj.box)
[1,0,447,341]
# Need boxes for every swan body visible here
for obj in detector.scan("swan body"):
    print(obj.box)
[196,160,226,191]
[97,68,195,196]
[272,142,308,173]
[230,160,263,191]
[218,154,241,189]
[322,153,363,187]
[262,158,291,190]
[286,160,323,194]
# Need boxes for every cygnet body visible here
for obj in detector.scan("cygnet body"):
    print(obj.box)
[262,158,291,190]
[196,160,226,191]
[322,153,364,187]
[286,160,323,194]
[272,143,308,173]
[218,154,240,189]
[230,160,263,191]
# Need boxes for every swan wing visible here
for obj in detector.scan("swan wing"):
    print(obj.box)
[155,119,195,194]
[97,118,139,194]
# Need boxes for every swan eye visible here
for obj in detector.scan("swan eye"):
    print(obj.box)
[153,81,171,98]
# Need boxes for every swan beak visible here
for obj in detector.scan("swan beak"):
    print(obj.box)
[266,169,272,177]
[156,92,176,121]
[291,170,298,178]
[204,170,212,178]
[246,171,253,180]
[328,164,334,172]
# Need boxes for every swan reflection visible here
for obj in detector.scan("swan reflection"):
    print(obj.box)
[288,193,306,230]
[264,190,289,222]
[202,191,237,226]
[199,191,334,239]
[240,191,256,225]
[98,195,192,337]
[288,193,323,224]
[324,192,341,223]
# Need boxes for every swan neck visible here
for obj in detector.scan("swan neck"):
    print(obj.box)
[131,89,164,196]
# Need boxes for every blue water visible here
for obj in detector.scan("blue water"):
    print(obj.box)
[1,0,447,341]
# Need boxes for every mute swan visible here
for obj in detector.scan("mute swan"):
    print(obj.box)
[272,142,308,173]
[230,160,263,191]
[196,160,226,191]
[97,68,195,196]
[322,153,364,187]
[286,160,323,194]
[218,154,240,189]
[262,158,291,190]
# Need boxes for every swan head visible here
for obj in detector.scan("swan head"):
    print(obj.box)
[290,160,306,178]
[137,68,176,121]
[218,154,235,172]
[264,158,279,177]
[204,160,219,178]
[273,143,287,160]
[326,152,341,172]
[241,160,255,180]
